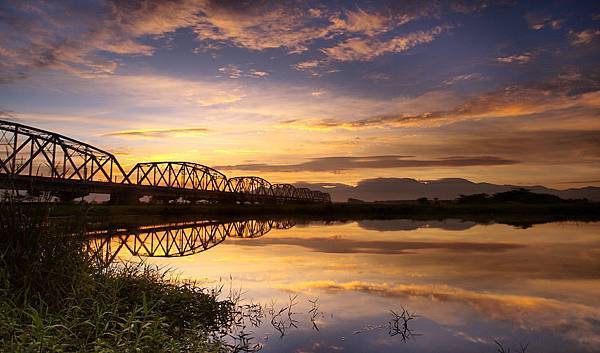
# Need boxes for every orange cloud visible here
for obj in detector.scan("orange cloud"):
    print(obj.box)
[193,4,334,54]
[0,0,202,79]
[282,78,600,130]
[570,29,600,45]
[322,26,446,61]
[103,127,210,139]
[215,155,519,173]
[329,9,399,36]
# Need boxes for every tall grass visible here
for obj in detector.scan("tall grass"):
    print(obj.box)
[0,195,233,352]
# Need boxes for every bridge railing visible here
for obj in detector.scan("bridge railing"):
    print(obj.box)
[0,120,129,184]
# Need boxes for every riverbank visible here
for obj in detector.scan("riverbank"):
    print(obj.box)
[41,199,599,226]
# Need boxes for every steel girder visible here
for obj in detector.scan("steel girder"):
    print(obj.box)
[0,119,129,183]
[126,161,229,192]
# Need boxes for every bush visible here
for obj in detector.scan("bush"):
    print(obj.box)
[0,198,232,352]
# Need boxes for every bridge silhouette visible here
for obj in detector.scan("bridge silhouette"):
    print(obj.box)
[0,120,330,204]
[86,219,294,264]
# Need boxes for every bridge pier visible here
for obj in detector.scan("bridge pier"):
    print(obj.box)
[54,190,89,203]
[109,191,140,205]
[149,195,179,204]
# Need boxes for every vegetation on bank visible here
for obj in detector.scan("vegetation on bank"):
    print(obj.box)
[0,201,234,352]
[37,189,600,229]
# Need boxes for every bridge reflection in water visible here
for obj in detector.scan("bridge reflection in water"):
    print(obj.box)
[85,219,295,264]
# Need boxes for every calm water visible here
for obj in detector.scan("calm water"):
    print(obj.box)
[87,219,600,353]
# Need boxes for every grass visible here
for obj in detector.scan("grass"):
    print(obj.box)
[42,199,600,230]
[0,198,234,352]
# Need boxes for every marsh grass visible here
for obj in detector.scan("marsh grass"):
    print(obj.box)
[0,196,233,352]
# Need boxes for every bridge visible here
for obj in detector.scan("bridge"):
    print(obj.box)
[0,120,330,204]
[86,219,294,264]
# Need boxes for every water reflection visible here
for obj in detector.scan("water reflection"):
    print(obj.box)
[358,219,478,231]
[86,219,295,263]
[84,219,600,353]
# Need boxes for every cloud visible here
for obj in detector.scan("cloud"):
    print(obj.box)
[249,70,269,78]
[234,236,523,254]
[525,13,563,30]
[282,75,600,129]
[103,127,211,139]
[0,1,481,81]
[496,53,533,64]
[291,59,323,76]
[432,129,600,163]
[0,0,202,80]
[278,280,600,346]
[291,59,340,77]
[193,3,426,54]
[193,2,335,54]
[0,108,15,118]
[218,65,243,79]
[442,73,487,85]
[570,29,600,45]
[293,60,321,71]
[217,65,269,79]
[215,155,518,172]
[99,74,246,107]
[322,26,446,62]
[328,9,402,36]
[363,72,391,81]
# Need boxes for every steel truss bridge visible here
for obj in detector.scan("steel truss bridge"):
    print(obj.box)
[0,120,330,204]
[86,219,295,264]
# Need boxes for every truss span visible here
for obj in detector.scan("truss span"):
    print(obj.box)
[127,161,229,192]
[272,183,296,198]
[0,120,129,183]
[227,176,273,196]
[0,120,331,203]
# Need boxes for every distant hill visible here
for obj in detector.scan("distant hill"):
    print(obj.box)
[294,178,600,202]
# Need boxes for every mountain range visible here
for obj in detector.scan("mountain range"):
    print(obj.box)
[294,178,600,202]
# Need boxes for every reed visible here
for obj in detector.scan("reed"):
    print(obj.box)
[0,194,233,352]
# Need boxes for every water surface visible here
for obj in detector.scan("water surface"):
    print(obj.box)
[88,219,600,352]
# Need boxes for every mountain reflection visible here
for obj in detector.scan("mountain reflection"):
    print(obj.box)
[85,219,296,263]
[357,219,477,231]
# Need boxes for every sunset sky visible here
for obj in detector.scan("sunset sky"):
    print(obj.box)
[0,0,598,188]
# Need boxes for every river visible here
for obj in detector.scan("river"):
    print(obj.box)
[87,219,600,353]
